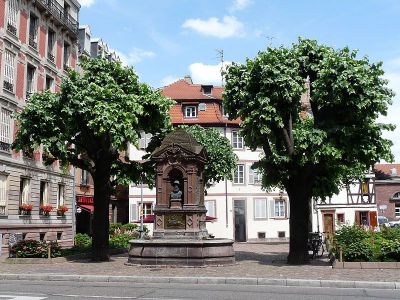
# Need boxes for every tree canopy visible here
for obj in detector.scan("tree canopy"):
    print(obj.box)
[223,38,394,263]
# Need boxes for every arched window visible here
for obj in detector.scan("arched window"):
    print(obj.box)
[392,192,400,200]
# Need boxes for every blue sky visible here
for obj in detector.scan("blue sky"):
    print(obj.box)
[78,0,400,162]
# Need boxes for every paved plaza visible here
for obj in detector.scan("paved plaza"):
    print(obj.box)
[0,243,398,283]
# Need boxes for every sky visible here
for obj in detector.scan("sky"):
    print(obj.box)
[78,0,400,162]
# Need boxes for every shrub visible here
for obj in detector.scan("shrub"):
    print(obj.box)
[380,240,400,261]
[74,233,91,249]
[10,240,61,258]
[109,233,131,249]
[109,223,123,234]
[380,226,400,241]
[122,223,138,231]
[334,225,370,247]
[342,241,373,262]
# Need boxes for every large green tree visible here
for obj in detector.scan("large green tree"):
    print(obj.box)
[223,38,394,264]
[13,57,173,261]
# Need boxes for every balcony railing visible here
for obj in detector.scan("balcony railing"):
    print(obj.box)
[7,22,17,35]
[3,81,14,93]
[35,0,78,36]
[0,205,6,215]
[0,141,11,152]
[29,35,38,49]
[47,52,55,63]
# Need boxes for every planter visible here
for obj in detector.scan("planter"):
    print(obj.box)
[19,210,31,216]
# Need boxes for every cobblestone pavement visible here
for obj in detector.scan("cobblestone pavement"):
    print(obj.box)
[0,243,398,282]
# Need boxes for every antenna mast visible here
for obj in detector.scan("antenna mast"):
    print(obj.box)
[216,49,224,86]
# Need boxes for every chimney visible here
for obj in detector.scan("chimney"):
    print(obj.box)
[184,75,193,84]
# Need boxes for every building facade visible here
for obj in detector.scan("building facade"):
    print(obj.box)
[0,0,80,255]
[312,171,378,235]
[129,77,290,242]
[374,164,400,221]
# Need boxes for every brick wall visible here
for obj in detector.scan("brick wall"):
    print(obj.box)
[375,182,400,220]
[37,74,44,92]
[15,62,25,99]
[39,25,46,58]
[19,10,27,44]
[0,0,5,29]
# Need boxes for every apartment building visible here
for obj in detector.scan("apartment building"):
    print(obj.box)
[129,76,290,242]
[0,0,80,255]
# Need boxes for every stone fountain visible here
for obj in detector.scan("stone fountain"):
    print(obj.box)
[127,129,234,266]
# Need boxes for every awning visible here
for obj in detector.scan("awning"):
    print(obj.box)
[78,204,94,214]
[133,215,217,224]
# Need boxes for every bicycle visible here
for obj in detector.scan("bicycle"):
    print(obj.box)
[307,232,325,259]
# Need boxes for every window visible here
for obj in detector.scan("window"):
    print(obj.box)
[26,64,36,100]
[361,180,369,195]
[57,184,65,207]
[0,175,8,215]
[233,164,245,184]
[28,13,39,49]
[337,213,345,224]
[360,211,369,225]
[47,29,56,62]
[249,167,262,185]
[39,181,48,213]
[254,198,267,219]
[3,50,15,93]
[201,85,212,95]
[81,169,89,185]
[139,132,152,150]
[139,202,153,218]
[63,42,71,69]
[130,203,137,222]
[6,0,19,35]
[221,105,229,118]
[184,106,197,118]
[274,199,286,218]
[232,131,244,149]
[392,192,400,200]
[45,76,54,91]
[395,205,400,218]
[205,200,216,218]
[19,178,29,205]
[0,108,12,151]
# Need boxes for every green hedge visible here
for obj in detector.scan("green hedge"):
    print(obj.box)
[10,240,61,258]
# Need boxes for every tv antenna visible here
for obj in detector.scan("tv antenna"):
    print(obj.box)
[216,49,224,86]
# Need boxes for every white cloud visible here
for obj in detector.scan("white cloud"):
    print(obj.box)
[79,0,95,7]
[182,16,245,39]
[160,75,180,87]
[229,0,252,12]
[189,61,232,85]
[111,48,155,66]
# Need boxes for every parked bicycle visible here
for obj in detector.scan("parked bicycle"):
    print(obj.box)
[307,232,325,259]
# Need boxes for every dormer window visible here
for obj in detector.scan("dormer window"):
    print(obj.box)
[201,85,213,95]
[184,106,197,118]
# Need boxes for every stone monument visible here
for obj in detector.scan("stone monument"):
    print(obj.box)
[128,129,234,266]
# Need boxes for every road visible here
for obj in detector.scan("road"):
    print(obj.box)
[0,280,398,299]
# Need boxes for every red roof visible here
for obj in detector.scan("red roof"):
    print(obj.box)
[374,164,400,176]
[162,79,240,125]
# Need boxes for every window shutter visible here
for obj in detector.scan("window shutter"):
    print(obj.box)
[369,211,377,227]
[43,183,48,205]
[354,211,360,225]
[249,167,254,184]
[286,199,290,218]
[269,199,275,218]
[254,199,267,219]
[130,204,137,222]
[22,180,29,204]
[0,175,7,206]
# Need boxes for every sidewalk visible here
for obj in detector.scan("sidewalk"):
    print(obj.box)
[1,243,399,285]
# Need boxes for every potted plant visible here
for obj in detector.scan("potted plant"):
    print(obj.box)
[19,203,33,215]
[40,204,53,217]
[57,205,68,217]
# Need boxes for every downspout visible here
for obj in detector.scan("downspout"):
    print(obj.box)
[224,123,228,228]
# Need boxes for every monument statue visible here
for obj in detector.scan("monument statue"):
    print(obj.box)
[170,180,182,200]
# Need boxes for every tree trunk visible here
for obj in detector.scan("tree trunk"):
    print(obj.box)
[91,159,111,261]
[287,184,312,265]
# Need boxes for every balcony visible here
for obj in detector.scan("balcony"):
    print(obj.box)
[29,35,38,50]
[0,205,6,216]
[34,0,78,37]
[7,23,17,36]
[0,141,11,152]
[3,81,14,93]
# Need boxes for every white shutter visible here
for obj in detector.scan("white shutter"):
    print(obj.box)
[286,199,290,218]
[130,204,137,221]
[0,175,7,206]
[205,201,216,218]
[43,182,48,205]
[0,109,11,144]
[254,199,267,219]
[22,179,29,204]
[4,50,15,87]
[249,167,254,184]
[269,199,275,218]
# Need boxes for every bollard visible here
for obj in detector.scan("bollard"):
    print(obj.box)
[48,243,51,259]
[339,247,343,262]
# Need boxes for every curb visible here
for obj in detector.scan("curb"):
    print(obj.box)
[0,274,398,290]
